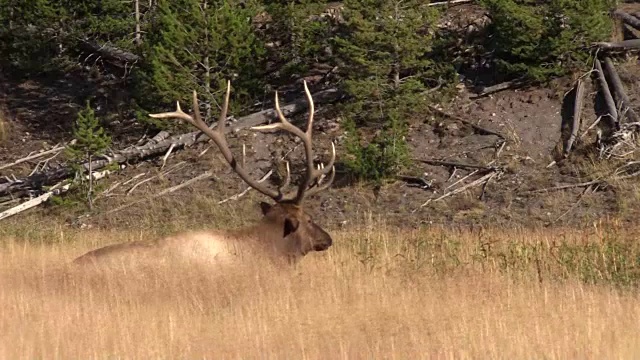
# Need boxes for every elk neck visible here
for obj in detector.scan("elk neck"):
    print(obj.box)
[225,216,295,255]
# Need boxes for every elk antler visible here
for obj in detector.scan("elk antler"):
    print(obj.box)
[148,80,335,205]
[251,81,335,205]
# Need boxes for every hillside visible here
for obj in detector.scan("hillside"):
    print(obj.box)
[1,1,640,232]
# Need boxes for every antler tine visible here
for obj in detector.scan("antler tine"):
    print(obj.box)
[306,164,336,198]
[217,80,231,134]
[279,161,291,192]
[252,81,336,204]
[149,81,283,201]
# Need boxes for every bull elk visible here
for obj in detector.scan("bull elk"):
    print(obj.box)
[73,81,336,267]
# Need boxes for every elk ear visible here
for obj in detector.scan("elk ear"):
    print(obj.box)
[283,217,299,237]
[260,201,273,215]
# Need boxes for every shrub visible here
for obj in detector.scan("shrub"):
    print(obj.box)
[135,0,266,130]
[333,0,445,182]
[481,0,615,82]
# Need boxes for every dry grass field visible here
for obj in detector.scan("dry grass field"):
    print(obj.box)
[1,216,640,359]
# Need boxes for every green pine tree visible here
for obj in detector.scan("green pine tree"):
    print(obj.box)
[136,0,266,129]
[263,0,335,81]
[334,0,442,124]
[481,0,615,82]
[333,0,442,182]
[0,0,65,74]
[60,0,139,51]
[67,100,112,210]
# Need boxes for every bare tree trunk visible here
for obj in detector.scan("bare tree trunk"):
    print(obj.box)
[392,1,400,90]
[613,10,640,30]
[564,79,584,157]
[602,56,640,123]
[135,0,141,46]
[594,58,618,126]
[88,153,93,210]
[203,0,212,120]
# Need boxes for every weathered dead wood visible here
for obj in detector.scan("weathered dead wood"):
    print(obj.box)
[593,39,640,51]
[0,170,113,221]
[0,144,66,172]
[469,77,526,99]
[0,88,343,198]
[126,161,187,196]
[397,175,432,189]
[563,79,585,157]
[218,170,273,204]
[428,105,506,139]
[428,0,473,6]
[623,23,640,39]
[419,171,498,208]
[78,40,140,67]
[613,10,640,31]
[416,158,502,171]
[601,56,640,123]
[594,58,618,125]
[522,163,640,194]
[546,185,594,227]
[103,171,216,216]
[580,116,604,139]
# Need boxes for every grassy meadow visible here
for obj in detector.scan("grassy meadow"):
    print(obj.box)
[1,207,640,359]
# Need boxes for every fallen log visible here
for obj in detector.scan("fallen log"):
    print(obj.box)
[563,79,584,157]
[416,158,502,171]
[0,143,66,172]
[78,40,140,66]
[613,10,640,31]
[428,0,473,6]
[428,105,506,139]
[594,58,618,126]
[0,169,114,221]
[593,39,640,51]
[469,77,527,99]
[0,87,344,198]
[601,57,640,123]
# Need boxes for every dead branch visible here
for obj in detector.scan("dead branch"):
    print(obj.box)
[563,79,585,157]
[613,10,640,31]
[579,116,603,139]
[522,180,601,194]
[78,40,140,67]
[0,169,113,221]
[594,58,618,125]
[546,185,594,226]
[396,175,432,189]
[469,77,527,99]
[428,105,506,139]
[126,161,187,196]
[428,0,473,6]
[0,144,66,172]
[420,171,497,208]
[593,39,640,51]
[623,23,640,39]
[104,171,216,216]
[601,56,640,123]
[522,162,640,194]
[416,158,503,171]
[218,170,273,204]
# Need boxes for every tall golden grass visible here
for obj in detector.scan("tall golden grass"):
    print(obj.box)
[1,219,640,359]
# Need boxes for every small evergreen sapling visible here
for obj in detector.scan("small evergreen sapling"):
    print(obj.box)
[67,100,112,210]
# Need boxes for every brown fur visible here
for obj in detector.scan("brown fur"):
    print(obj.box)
[73,202,333,267]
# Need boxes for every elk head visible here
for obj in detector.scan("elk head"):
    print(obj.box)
[148,81,336,259]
